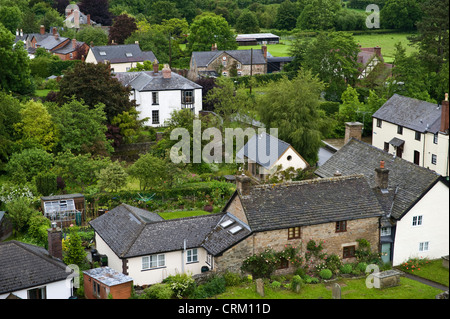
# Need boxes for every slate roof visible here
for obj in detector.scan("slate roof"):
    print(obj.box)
[37,36,69,50]
[315,138,442,219]
[236,132,291,168]
[53,40,86,55]
[90,44,157,64]
[192,49,267,67]
[373,94,442,134]
[90,204,236,258]
[0,241,69,295]
[115,70,202,91]
[238,175,383,232]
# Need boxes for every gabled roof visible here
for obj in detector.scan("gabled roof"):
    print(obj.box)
[89,44,157,64]
[52,40,86,55]
[236,132,291,169]
[373,94,442,134]
[37,36,69,50]
[91,203,248,258]
[236,175,383,232]
[315,138,442,219]
[0,241,69,294]
[115,71,202,91]
[192,49,267,67]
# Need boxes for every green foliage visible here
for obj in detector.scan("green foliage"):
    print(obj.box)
[241,248,280,279]
[223,272,242,287]
[290,275,304,291]
[297,0,341,31]
[271,281,281,289]
[340,263,354,274]
[6,148,53,183]
[63,226,87,266]
[4,197,37,234]
[318,269,333,280]
[357,262,369,273]
[380,0,422,30]
[187,12,238,52]
[128,153,171,191]
[27,212,51,245]
[192,275,226,299]
[163,273,196,299]
[76,25,109,46]
[235,9,260,34]
[257,70,333,164]
[275,0,300,31]
[140,283,174,299]
[355,238,381,264]
[0,91,22,168]
[96,161,128,192]
[325,254,342,275]
[34,171,57,196]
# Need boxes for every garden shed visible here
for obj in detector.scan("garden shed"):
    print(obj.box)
[83,267,133,299]
[40,194,85,227]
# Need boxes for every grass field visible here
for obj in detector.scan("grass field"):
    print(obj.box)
[158,210,211,219]
[216,277,442,299]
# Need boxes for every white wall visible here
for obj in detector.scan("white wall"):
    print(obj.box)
[272,146,308,172]
[393,181,449,266]
[127,248,211,286]
[0,280,72,299]
[94,233,123,273]
[85,49,138,72]
[372,119,449,176]
[135,88,202,127]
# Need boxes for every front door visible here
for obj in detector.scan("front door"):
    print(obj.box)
[414,150,420,165]
[396,146,403,158]
[381,243,391,264]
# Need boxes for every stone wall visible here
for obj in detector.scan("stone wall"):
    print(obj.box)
[213,217,380,274]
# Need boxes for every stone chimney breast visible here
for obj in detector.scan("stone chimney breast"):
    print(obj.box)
[375,160,389,191]
[236,174,252,196]
[344,122,363,144]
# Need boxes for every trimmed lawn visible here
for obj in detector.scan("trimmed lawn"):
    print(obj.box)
[158,210,211,220]
[398,259,449,287]
[216,277,442,299]
[34,89,53,97]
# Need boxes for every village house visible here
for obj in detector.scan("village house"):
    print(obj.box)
[115,64,203,127]
[85,43,157,73]
[89,204,249,286]
[372,93,449,176]
[235,33,280,46]
[0,228,73,299]
[64,7,97,29]
[14,26,89,60]
[236,132,309,181]
[187,45,268,80]
[357,46,392,80]
[315,138,449,266]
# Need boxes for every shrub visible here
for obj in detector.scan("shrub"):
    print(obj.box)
[398,257,429,273]
[27,212,51,245]
[35,171,57,196]
[325,254,342,274]
[294,267,307,279]
[163,273,196,299]
[271,281,281,289]
[357,262,368,273]
[223,272,242,287]
[310,277,319,284]
[319,269,333,280]
[140,284,173,299]
[339,263,353,274]
[241,248,279,279]
[192,275,226,299]
[291,275,303,291]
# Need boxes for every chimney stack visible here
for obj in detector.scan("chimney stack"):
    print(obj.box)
[72,38,77,49]
[53,27,58,39]
[87,14,91,25]
[375,161,389,191]
[16,29,19,36]
[162,64,171,79]
[153,60,159,74]
[211,43,217,51]
[236,174,252,196]
[344,122,363,144]
[440,93,449,133]
[40,25,45,35]
[20,29,23,37]
[74,9,80,29]
[374,46,381,58]
[262,44,267,60]
[47,223,63,260]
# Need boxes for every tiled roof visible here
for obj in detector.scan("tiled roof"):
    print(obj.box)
[90,44,157,64]
[192,49,267,67]
[115,70,202,91]
[236,132,291,168]
[0,241,69,294]
[315,138,441,219]
[373,94,442,133]
[238,175,383,232]
[52,40,86,55]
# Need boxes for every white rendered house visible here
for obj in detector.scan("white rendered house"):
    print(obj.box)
[115,65,203,127]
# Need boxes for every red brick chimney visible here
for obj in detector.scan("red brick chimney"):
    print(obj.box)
[374,46,381,58]
[40,25,45,35]
[440,93,449,133]
[87,14,91,25]
[153,60,159,74]
[53,27,58,39]
[72,38,77,49]
[211,43,217,51]
[47,223,63,260]
[262,44,267,60]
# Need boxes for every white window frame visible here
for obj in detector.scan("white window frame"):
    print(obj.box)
[412,215,423,227]
[381,227,391,236]
[142,254,165,270]
[186,248,198,263]
[433,133,438,144]
[431,154,437,165]
[419,241,429,252]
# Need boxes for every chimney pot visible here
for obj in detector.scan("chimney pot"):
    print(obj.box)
[20,29,23,37]
[380,160,385,169]
[333,170,342,177]
[16,29,19,36]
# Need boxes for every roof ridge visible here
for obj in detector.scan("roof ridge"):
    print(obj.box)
[253,174,365,190]
[150,212,224,224]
